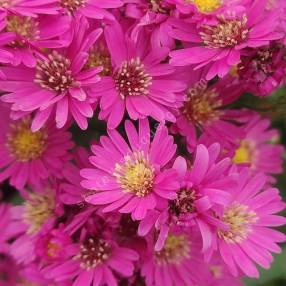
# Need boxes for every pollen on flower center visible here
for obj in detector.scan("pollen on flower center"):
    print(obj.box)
[190,0,222,13]
[76,238,111,270]
[85,44,112,76]
[155,234,190,264]
[218,203,257,243]
[6,15,39,46]
[7,119,47,162]
[61,0,86,12]
[114,151,155,197]
[182,83,222,126]
[200,15,249,48]
[23,192,55,234]
[232,140,254,165]
[35,51,74,93]
[114,58,152,99]
[169,188,197,216]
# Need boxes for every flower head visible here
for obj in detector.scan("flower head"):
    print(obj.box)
[0,103,73,189]
[81,119,180,220]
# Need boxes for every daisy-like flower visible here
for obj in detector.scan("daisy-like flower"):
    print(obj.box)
[232,114,284,182]
[43,228,139,286]
[138,144,233,251]
[169,0,283,79]
[0,103,74,190]
[92,21,186,129]
[81,119,180,221]
[1,12,71,67]
[171,69,244,151]
[124,0,174,49]
[9,185,62,265]
[214,169,286,278]
[0,17,102,130]
[141,230,209,286]
[60,0,123,20]
[236,42,286,96]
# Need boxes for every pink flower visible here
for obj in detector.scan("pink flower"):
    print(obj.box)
[81,119,180,221]
[138,144,233,251]
[170,69,244,151]
[214,169,286,278]
[0,17,102,130]
[1,13,71,67]
[141,230,209,286]
[232,114,284,182]
[0,103,73,190]
[236,42,286,96]
[169,0,283,79]
[124,0,174,49]
[92,21,186,129]
[43,229,139,286]
[9,185,63,265]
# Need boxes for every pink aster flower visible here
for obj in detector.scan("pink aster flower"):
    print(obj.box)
[124,0,174,49]
[138,144,233,251]
[236,42,286,96]
[43,228,139,286]
[81,119,180,221]
[1,13,71,67]
[0,17,103,130]
[9,184,63,265]
[214,169,286,278]
[60,0,123,20]
[169,0,283,79]
[232,114,284,182]
[170,69,244,151]
[141,230,209,286]
[92,21,186,129]
[0,103,73,190]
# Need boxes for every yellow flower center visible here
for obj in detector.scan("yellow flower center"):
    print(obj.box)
[7,119,47,162]
[191,0,222,12]
[114,151,155,197]
[23,192,55,234]
[232,140,254,165]
[155,233,190,264]
[218,203,257,243]
[182,83,222,126]
[6,15,39,47]
[85,44,112,76]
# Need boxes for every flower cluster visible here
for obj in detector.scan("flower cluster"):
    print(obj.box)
[0,0,286,285]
